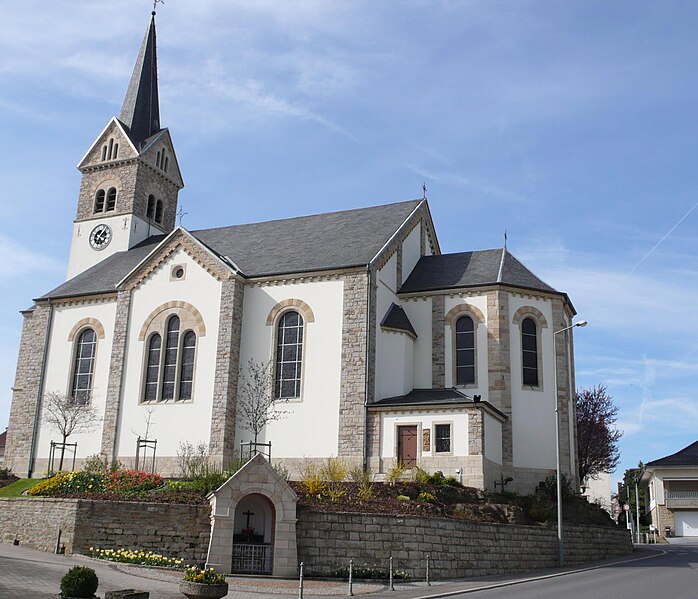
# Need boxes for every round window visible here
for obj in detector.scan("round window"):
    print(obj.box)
[174,267,185,279]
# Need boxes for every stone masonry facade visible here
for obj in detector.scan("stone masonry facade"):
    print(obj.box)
[297,511,633,579]
[431,294,445,388]
[0,498,210,563]
[338,271,369,459]
[4,304,52,477]
[209,276,245,465]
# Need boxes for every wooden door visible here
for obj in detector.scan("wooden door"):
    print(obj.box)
[397,425,418,468]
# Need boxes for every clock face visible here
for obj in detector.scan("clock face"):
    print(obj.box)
[89,224,112,250]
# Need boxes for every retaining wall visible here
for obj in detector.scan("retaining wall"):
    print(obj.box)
[297,511,633,579]
[0,498,210,563]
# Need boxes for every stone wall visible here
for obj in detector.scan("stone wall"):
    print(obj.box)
[0,498,210,563]
[297,511,633,579]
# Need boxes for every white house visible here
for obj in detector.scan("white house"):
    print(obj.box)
[4,14,581,493]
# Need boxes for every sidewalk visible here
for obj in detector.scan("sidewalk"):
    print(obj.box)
[0,542,662,599]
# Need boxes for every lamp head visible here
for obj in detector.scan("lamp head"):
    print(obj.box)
[574,320,588,328]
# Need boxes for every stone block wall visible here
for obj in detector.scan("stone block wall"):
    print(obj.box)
[0,498,210,563]
[297,511,633,579]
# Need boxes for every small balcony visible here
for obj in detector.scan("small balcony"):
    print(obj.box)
[666,491,698,509]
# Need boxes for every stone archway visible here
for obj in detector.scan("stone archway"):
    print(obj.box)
[232,493,275,574]
[206,454,298,577]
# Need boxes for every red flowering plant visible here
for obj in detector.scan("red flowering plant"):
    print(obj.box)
[104,470,164,497]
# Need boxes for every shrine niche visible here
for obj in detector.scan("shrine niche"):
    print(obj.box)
[206,454,298,577]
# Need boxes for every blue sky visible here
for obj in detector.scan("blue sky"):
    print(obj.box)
[2,1,698,483]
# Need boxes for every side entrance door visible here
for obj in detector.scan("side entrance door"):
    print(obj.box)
[397,425,418,468]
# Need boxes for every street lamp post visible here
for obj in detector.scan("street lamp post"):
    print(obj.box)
[553,319,587,567]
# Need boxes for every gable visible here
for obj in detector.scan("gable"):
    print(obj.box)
[139,129,184,188]
[78,118,139,169]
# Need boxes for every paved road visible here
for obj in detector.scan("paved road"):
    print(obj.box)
[371,543,697,599]
[1,542,694,599]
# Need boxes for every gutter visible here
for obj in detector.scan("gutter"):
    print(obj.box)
[363,265,372,471]
[28,299,54,478]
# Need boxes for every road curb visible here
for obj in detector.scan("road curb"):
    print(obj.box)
[403,548,667,598]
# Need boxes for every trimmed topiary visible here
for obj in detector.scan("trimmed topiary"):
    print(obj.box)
[60,565,99,598]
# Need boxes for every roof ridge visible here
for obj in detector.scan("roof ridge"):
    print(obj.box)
[496,247,506,283]
[190,198,423,234]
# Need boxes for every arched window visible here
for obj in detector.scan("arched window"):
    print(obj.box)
[179,331,196,400]
[156,150,161,168]
[521,317,539,386]
[71,328,97,405]
[161,315,180,400]
[155,200,164,224]
[94,189,105,213]
[101,145,107,161]
[164,156,169,172]
[455,315,475,385]
[108,138,114,160]
[275,310,303,399]
[106,187,117,211]
[146,195,156,220]
[143,333,161,401]
[113,143,119,159]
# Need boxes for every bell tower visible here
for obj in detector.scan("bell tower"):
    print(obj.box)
[67,12,184,279]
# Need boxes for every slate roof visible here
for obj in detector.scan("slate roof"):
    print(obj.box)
[119,13,161,147]
[400,248,557,295]
[369,388,507,419]
[646,441,698,467]
[380,303,417,338]
[38,200,423,300]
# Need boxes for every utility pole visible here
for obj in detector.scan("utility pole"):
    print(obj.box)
[635,480,641,543]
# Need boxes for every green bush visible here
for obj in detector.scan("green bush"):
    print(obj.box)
[60,566,98,598]
[418,491,437,504]
[0,467,12,479]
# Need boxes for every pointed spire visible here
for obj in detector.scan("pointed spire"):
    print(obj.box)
[119,12,161,147]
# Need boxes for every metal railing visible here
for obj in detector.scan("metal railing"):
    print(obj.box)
[666,491,698,499]
[232,543,273,574]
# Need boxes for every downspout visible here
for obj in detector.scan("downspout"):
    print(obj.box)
[28,298,54,478]
[363,265,372,471]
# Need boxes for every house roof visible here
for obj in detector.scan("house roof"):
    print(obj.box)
[380,303,417,338]
[37,200,423,300]
[369,388,508,420]
[0,429,6,449]
[400,248,558,296]
[646,441,698,468]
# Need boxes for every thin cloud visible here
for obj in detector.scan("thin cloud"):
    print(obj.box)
[0,235,64,277]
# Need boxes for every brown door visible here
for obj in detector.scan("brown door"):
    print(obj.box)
[397,426,418,468]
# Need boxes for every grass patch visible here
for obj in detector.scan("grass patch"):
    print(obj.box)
[0,478,43,497]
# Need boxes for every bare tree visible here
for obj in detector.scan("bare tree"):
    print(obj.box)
[576,385,622,484]
[237,359,289,445]
[43,391,100,470]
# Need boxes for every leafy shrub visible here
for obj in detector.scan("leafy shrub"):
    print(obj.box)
[82,454,121,474]
[320,457,348,482]
[351,466,375,499]
[299,462,326,496]
[539,473,573,500]
[325,485,346,502]
[396,495,410,502]
[60,566,98,598]
[0,467,12,479]
[386,462,407,485]
[418,491,437,504]
[90,546,185,569]
[413,467,430,484]
[442,476,461,487]
[273,462,290,482]
[184,566,226,584]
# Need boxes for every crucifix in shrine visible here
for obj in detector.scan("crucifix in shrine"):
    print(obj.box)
[243,510,255,529]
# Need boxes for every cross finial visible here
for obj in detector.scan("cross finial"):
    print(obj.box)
[177,206,188,227]
[504,230,508,249]
[153,0,164,14]
[422,182,427,200]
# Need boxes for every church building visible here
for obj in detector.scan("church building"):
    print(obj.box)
[4,14,581,493]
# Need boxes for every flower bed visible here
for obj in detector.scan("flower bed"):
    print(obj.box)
[90,546,186,569]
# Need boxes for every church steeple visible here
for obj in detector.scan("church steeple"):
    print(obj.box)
[119,12,161,147]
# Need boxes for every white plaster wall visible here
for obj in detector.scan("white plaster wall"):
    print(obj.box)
[237,279,344,458]
[118,248,222,457]
[375,255,413,399]
[35,301,118,464]
[403,299,432,389]
[484,413,503,465]
[443,295,489,392]
[651,469,698,504]
[380,411,469,458]
[584,472,613,513]
[508,294,557,470]
[401,222,422,282]
[67,214,162,279]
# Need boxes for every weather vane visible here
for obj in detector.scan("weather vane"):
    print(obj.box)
[504,230,508,249]
[177,205,188,227]
[422,182,427,200]
[153,0,164,12]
